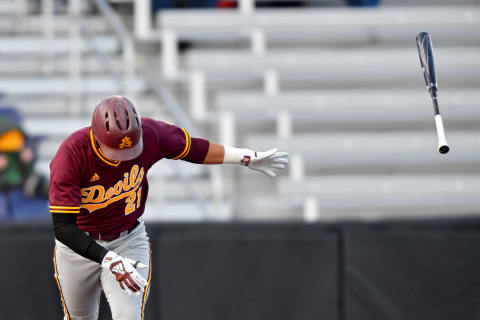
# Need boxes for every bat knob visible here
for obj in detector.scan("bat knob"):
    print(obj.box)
[438,145,449,154]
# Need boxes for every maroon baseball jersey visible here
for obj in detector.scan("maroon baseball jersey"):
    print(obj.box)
[49,117,191,233]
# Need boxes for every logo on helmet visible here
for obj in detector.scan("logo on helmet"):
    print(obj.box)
[119,136,133,149]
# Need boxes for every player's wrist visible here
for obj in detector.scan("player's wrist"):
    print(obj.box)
[101,251,118,268]
[223,146,255,166]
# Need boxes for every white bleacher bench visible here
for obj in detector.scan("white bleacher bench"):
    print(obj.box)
[0,35,119,54]
[183,47,480,88]
[11,94,165,117]
[148,175,216,199]
[382,0,478,6]
[215,89,480,130]
[158,7,480,37]
[0,55,125,75]
[245,131,480,170]
[278,175,480,218]
[0,75,145,95]
[185,48,480,70]
[143,200,232,221]
[24,117,91,136]
[157,23,480,47]
[0,15,112,35]
[234,196,304,221]
[0,1,15,14]
[157,6,480,77]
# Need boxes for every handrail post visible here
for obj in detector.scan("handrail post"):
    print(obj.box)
[14,0,27,33]
[251,28,266,55]
[277,110,292,138]
[134,0,152,39]
[123,38,136,100]
[161,29,179,78]
[189,70,207,120]
[264,69,279,96]
[93,0,137,100]
[239,0,254,15]
[290,154,305,181]
[219,111,235,147]
[68,0,82,114]
[42,0,54,74]
[303,196,319,222]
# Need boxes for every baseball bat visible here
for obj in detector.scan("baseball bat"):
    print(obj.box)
[416,32,449,154]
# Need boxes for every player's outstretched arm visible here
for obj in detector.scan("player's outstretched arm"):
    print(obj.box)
[202,142,289,178]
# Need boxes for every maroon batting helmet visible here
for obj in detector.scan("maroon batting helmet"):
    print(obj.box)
[91,96,143,161]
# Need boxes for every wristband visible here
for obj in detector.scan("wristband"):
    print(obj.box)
[223,146,254,166]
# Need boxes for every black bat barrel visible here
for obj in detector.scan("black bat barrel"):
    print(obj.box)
[416,32,437,97]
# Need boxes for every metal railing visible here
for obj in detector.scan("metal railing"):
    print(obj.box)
[92,0,136,100]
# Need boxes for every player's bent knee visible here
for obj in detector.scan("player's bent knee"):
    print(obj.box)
[113,308,142,320]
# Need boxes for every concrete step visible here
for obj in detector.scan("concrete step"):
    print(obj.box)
[0,35,119,54]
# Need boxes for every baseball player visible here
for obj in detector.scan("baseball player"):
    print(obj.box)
[50,96,289,320]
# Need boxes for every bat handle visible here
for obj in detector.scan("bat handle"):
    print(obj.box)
[435,114,449,154]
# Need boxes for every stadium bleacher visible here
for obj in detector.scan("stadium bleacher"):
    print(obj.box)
[156,3,480,219]
[216,89,480,130]
[0,0,478,221]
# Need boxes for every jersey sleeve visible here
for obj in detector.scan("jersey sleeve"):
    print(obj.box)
[145,118,192,163]
[49,143,82,214]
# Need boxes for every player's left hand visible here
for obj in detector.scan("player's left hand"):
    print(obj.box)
[245,148,289,178]
[102,251,148,296]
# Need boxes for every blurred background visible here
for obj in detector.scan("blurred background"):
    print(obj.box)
[0,0,479,319]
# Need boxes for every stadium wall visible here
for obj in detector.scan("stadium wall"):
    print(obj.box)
[2,219,480,320]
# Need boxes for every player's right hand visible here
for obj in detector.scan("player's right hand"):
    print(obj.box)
[101,251,148,296]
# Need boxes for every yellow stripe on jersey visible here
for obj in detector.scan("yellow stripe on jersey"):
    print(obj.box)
[54,247,71,320]
[89,129,121,167]
[172,128,191,160]
[50,210,81,214]
[50,205,80,214]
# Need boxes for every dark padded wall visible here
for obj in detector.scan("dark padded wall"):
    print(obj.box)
[0,229,63,320]
[344,226,480,320]
[2,220,480,320]
[153,224,339,320]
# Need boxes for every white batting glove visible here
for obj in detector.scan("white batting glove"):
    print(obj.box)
[243,148,289,178]
[101,251,148,296]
